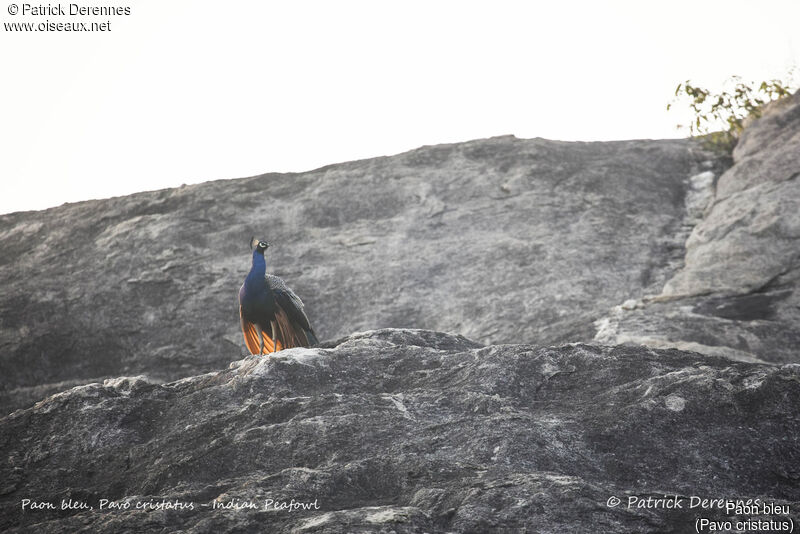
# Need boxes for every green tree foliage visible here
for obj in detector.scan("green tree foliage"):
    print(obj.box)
[667,73,797,153]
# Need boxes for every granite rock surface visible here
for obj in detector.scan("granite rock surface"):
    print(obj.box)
[597,91,800,364]
[2,329,797,533]
[1,128,721,413]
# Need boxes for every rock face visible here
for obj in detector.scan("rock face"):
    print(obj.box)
[1,130,718,413]
[2,329,798,533]
[596,92,800,364]
[1,91,799,532]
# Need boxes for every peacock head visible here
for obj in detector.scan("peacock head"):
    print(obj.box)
[250,236,271,254]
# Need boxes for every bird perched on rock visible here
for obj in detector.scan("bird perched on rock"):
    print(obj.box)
[239,237,318,354]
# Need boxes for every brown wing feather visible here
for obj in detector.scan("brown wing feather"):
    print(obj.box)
[241,316,260,354]
[262,333,276,354]
[240,304,309,354]
[272,304,310,349]
[240,306,276,354]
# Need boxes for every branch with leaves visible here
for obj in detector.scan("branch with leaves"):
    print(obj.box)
[667,73,797,153]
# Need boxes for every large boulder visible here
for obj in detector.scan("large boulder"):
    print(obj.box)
[1,329,797,533]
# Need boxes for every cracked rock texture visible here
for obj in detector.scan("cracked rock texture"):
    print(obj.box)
[1,329,799,533]
[596,92,800,364]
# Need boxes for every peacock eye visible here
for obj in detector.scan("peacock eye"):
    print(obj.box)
[260,242,268,247]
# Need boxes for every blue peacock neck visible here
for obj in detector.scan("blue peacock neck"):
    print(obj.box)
[240,248,276,321]
[245,250,268,290]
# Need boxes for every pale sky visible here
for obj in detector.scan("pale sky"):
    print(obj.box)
[1,0,797,215]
